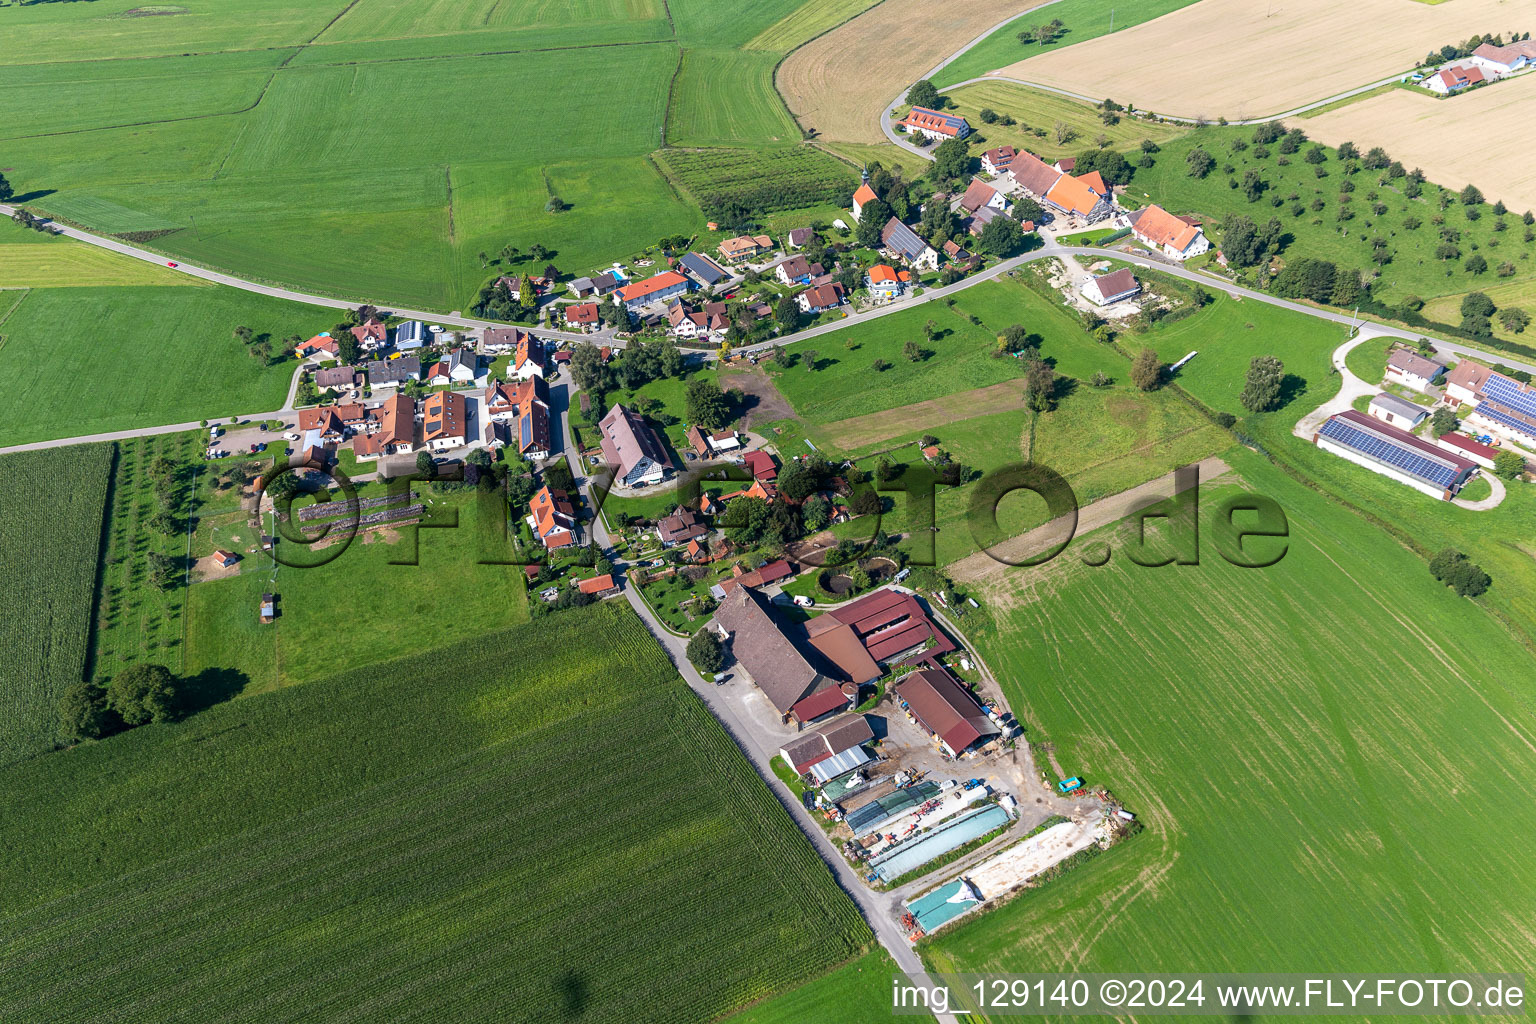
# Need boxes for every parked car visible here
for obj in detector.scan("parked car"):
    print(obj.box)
[282,432,300,441]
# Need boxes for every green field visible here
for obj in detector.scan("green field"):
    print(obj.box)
[184,487,531,694]
[930,0,1202,89]
[924,452,1536,998]
[724,949,900,1023]
[1,0,840,309]
[0,604,871,1023]
[0,239,202,287]
[941,82,1190,164]
[744,0,881,51]
[0,284,327,446]
[0,445,111,767]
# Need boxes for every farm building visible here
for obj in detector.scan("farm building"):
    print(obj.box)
[1043,172,1114,223]
[895,667,1000,758]
[616,271,690,310]
[1127,204,1210,260]
[898,106,970,141]
[1442,362,1536,445]
[1314,409,1477,499]
[1469,39,1536,75]
[259,593,277,624]
[712,586,849,723]
[1436,432,1502,470]
[779,714,875,783]
[1385,349,1446,392]
[529,486,578,549]
[711,558,795,600]
[212,549,240,569]
[599,403,674,487]
[880,218,940,271]
[1081,268,1141,306]
[821,588,955,667]
[678,251,731,287]
[1367,393,1429,431]
[1423,63,1485,93]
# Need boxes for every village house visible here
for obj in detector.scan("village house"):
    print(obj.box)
[666,301,729,341]
[1368,392,1429,431]
[364,355,420,389]
[484,376,551,459]
[349,318,389,352]
[796,282,846,314]
[897,106,971,141]
[656,507,708,547]
[942,240,972,264]
[956,177,1009,216]
[1127,204,1210,260]
[426,348,478,386]
[1423,62,1486,93]
[616,270,690,311]
[393,320,428,351]
[577,574,619,597]
[314,366,363,393]
[564,302,601,330]
[511,331,544,380]
[297,406,350,444]
[1385,349,1447,392]
[529,485,578,549]
[353,393,417,459]
[880,217,940,272]
[599,403,674,487]
[294,333,339,360]
[786,227,815,249]
[1081,268,1141,306]
[865,263,909,301]
[421,390,468,450]
[775,255,824,286]
[478,327,523,356]
[1043,170,1114,223]
[980,145,1016,176]
[717,235,773,263]
[851,182,878,222]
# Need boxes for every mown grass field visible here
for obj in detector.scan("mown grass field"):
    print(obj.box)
[768,273,1125,423]
[930,0,1202,89]
[184,487,531,694]
[1134,125,1536,311]
[924,452,1536,1000]
[724,948,900,1023]
[0,239,200,288]
[0,285,326,446]
[0,604,872,1023]
[0,445,111,767]
[744,0,881,51]
[668,49,802,146]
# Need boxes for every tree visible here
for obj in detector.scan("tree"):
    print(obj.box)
[1362,146,1390,170]
[976,214,1024,257]
[918,198,958,245]
[854,197,891,247]
[1336,141,1359,161]
[1073,148,1132,186]
[907,78,940,109]
[685,378,731,431]
[1490,450,1525,480]
[416,450,437,478]
[1052,120,1078,147]
[773,294,800,333]
[1240,168,1268,203]
[1013,196,1045,224]
[979,107,999,124]
[849,488,881,517]
[1130,348,1162,391]
[903,340,923,362]
[802,495,831,531]
[932,138,969,180]
[1460,183,1484,206]
[1023,357,1056,411]
[1431,406,1459,438]
[334,328,360,365]
[1498,307,1531,334]
[1221,215,1283,268]
[1251,121,1284,145]
[802,348,819,371]
[0,172,12,203]
[686,629,724,673]
[546,195,566,213]
[57,680,114,740]
[1428,548,1491,597]
[1465,253,1488,275]
[108,664,178,726]
[1090,370,1111,388]
[1186,147,1214,179]
[1305,145,1327,165]
[1239,355,1285,412]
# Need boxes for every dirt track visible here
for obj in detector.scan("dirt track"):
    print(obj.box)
[778,0,1052,143]
[989,0,1519,120]
[821,381,1027,450]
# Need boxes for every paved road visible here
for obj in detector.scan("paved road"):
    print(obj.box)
[549,379,960,1023]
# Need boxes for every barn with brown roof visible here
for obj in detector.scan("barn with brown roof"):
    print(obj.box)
[895,667,1000,757]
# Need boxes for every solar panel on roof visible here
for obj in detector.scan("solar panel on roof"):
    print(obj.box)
[1475,402,1536,435]
[1482,376,1536,418]
[1318,417,1462,488]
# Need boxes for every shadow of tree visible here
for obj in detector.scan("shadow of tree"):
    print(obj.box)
[178,666,249,717]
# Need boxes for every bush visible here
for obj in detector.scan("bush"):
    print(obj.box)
[1428,549,1491,597]
[686,629,724,673]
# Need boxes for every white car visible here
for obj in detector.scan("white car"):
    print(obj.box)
[283,432,301,441]
[792,595,815,608]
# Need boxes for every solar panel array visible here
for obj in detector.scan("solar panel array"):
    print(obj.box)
[1474,402,1536,436]
[1482,374,1536,418]
[1318,417,1463,488]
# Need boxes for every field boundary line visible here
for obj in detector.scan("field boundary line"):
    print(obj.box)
[765,0,896,137]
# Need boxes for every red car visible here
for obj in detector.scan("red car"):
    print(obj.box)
[167,261,178,268]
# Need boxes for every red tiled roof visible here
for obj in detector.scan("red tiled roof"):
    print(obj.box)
[853,183,878,207]
[578,574,616,594]
[790,686,852,723]
[616,271,688,302]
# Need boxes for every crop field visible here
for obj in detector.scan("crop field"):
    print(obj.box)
[776,0,1051,144]
[941,83,1189,163]
[724,949,899,1023]
[1304,74,1536,217]
[929,0,1201,89]
[923,452,1536,997]
[90,435,204,691]
[668,49,802,146]
[744,0,882,52]
[1131,126,1536,310]
[991,0,1519,120]
[312,0,668,45]
[184,488,531,694]
[0,285,325,447]
[653,146,858,219]
[0,445,111,768]
[0,605,871,1023]
[768,274,1125,424]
